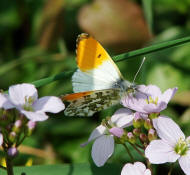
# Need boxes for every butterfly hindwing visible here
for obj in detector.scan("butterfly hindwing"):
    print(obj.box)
[62,89,121,116]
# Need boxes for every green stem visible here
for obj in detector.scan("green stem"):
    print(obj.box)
[128,142,145,158]
[5,156,14,175]
[16,134,26,147]
[112,35,190,62]
[146,158,153,175]
[135,143,144,149]
[31,35,190,88]
[123,143,134,162]
[32,70,74,88]
[168,163,174,175]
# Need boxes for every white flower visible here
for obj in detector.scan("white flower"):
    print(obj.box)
[0,93,14,109]
[145,116,190,175]
[81,108,134,167]
[0,133,3,146]
[121,85,177,114]
[121,162,151,175]
[7,83,65,122]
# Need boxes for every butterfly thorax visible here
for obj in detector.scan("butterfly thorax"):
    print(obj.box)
[113,79,136,94]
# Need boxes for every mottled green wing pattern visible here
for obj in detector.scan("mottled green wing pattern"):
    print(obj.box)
[63,89,121,116]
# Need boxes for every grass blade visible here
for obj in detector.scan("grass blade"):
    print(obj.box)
[32,35,190,88]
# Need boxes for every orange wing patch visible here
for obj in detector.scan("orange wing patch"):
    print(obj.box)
[76,33,111,71]
[62,91,93,101]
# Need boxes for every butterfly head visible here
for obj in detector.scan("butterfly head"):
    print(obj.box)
[113,79,136,94]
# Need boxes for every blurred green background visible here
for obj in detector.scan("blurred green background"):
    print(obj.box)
[0,0,190,174]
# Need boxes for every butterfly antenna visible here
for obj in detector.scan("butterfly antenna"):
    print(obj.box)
[132,57,146,84]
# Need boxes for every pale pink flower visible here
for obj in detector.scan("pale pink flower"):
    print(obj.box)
[0,93,14,109]
[121,162,151,175]
[81,108,134,167]
[122,85,177,114]
[0,133,3,146]
[145,116,190,175]
[7,83,65,121]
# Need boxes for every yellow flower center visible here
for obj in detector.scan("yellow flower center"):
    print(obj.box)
[146,96,158,105]
[175,137,190,156]
[22,96,35,111]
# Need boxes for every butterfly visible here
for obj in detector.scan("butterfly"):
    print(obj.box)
[62,33,137,116]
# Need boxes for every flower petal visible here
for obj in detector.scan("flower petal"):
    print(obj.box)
[186,136,190,142]
[144,169,151,175]
[134,162,146,172]
[0,93,14,109]
[91,135,114,167]
[145,140,180,164]
[142,85,162,98]
[21,110,48,122]
[153,116,185,146]
[81,125,107,147]
[111,108,134,128]
[9,83,38,106]
[121,163,142,175]
[143,102,167,113]
[121,93,147,113]
[109,127,124,138]
[161,87,178,104]
[33,96,65,113]
[134,162,151,175]
[0,133,3,146]
[178,151,190,175]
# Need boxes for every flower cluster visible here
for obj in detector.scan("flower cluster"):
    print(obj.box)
[0,83,65,158]
[82,84,190,175]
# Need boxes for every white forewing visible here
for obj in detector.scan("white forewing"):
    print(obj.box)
[72,60,122,92]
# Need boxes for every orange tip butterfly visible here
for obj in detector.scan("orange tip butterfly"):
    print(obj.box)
[62,33,141,116]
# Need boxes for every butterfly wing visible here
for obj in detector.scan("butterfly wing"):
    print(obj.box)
[72,33,124,93]
[62,89,121,116]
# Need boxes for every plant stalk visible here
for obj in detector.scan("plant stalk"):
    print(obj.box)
[31,35,190,88]
[5,156,14,175]
[168,163,174,175]
[146,158,153,175]
[123,143,134,162]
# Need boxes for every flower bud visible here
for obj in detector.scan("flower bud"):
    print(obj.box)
[144,119,153,130]
[26,121,36,136]
[7,147,18,157]
[133,128,141,136]
[109,127,124,138]
[133,112,143,128]
[139,133,148,143]
[149,112,160,119]
[101,119,106,126]
[13,120,22,133]
[127,132,136,144]
[8,131,16,143]
[148,129,157,141]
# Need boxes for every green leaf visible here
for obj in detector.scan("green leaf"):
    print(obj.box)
[1,163,121,175]
[142,0,153,33]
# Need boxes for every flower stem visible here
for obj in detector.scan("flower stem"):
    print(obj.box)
[5,156,14,175]
[16,134,27,147]
[146,158,153,175]
[168,163,174,175]
[135,143,144,149]
[129,142,145,158]
[123,143,134,162]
